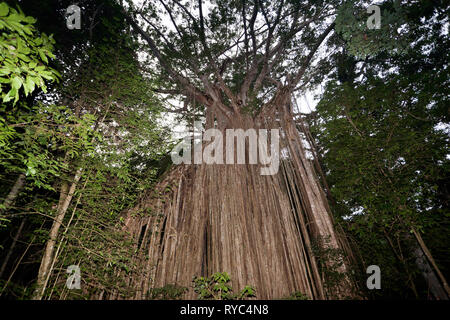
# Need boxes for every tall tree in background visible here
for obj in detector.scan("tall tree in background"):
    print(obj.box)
[311,0,449,299]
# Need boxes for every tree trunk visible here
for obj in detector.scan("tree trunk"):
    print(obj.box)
[119,103,356,300]
[413,246,448,300]
[32,168,83,300]
[412,228,450,299]
[2,173,26,210]
[0,218,26,278]
[0,174,27,281]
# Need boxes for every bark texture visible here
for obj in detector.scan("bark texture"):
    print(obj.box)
[32,168,83,300]
[109,104,356,300]
[0,218,26,279]
[2,173,26,210]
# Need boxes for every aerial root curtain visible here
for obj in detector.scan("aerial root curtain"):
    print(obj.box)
[111,104,356,300]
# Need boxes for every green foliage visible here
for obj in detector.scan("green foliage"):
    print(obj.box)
[313,0,449,298]
[314,75,448,230]
[0,1,172,299]
[0,103,96,190]
[313,75,449,297]
[335,1,409,58]
[193,272,256,300]
[0,2,59,104]
[310,235,350,298]
[148,284,188,300]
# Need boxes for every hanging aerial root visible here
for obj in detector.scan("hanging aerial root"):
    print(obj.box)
[113,110,358,300]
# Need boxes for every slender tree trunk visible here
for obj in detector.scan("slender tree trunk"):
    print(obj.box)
[0,231,36,296]
[32,168,83,300]
[43,173,90,299]
[413,246,448,300]
[412,228,450,299]
[0,218,26,278]
[2,173,26,210]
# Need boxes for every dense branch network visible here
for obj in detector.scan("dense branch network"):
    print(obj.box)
[123,0,336,120]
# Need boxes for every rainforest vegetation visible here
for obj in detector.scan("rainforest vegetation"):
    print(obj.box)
[0,0,448,300]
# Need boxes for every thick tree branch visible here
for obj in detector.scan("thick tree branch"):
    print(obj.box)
[123,10,211,107]
[290,22,335,87]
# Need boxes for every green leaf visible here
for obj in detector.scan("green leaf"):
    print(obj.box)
[38,49,48,64]
[29,61,37,69]
[11,76,22,90]
[0,3,9,17]
[25,75,35,93]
